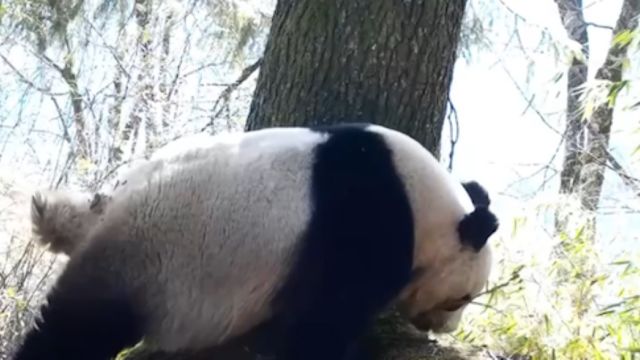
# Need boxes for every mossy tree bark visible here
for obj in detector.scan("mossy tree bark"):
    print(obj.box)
[124,0,468,359]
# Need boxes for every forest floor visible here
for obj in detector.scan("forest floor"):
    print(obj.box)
[369,311,523,360]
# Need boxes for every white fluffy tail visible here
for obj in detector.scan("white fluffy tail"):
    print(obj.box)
[30,190,107,256]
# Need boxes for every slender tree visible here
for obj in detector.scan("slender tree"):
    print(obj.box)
[554,0,640,233]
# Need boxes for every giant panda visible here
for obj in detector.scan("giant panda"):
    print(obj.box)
[14,123,498,360]
[29,132,224,257]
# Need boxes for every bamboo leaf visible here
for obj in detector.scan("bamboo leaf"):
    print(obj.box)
[613,29,634,48]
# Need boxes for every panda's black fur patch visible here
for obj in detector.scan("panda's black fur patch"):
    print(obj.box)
[462,181,491,208]
[12,240,145,360]
[269,124,415,359]
[458,207,499,252]
[459,181,498,252]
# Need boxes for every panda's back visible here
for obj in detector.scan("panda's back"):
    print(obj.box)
[77,124,423,351]
[85,128,331,349]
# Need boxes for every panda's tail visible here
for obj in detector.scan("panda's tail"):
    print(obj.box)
[30,190,104,256]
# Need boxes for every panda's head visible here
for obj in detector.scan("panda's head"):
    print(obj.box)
[398,180,498,334]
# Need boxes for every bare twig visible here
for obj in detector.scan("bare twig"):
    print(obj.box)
[0,53,66,96]
[605,150,640,196]
[501,64,562,135]
[202,57,263,132]
[469,300,508,315]
[83,16,131,79]
[166,32,193,103]
[180,60,226,79]
[50,97,73,144]
[585,22,614,31]
[446,98,459,171]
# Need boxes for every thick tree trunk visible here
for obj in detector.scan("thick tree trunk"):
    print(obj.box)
[246,0,466,157]
[125,1,469,359]
[245,0,468,358]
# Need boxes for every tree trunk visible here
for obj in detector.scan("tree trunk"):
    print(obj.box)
[554,0,590,196]
[120,0,156,158]
[577,0,640,211]
[125,1,469,359]
[60,54,91,161]
[249,0,469,358]
[554,0,640,235]
[246,0,466,157]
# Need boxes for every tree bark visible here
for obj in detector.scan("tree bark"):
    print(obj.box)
[246,0,466,157]
[125,1,469,359]
[555,0,640,223]
[60,54,91,161]
[577,0,640,211]
[554,0,590,195]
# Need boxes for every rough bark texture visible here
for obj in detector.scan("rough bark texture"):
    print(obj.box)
[555,0,590,195]
[246,0,466,157]
[59,54,90,160]
[125,1,471,359]
[555,0,640,215]
[578,0,640,211]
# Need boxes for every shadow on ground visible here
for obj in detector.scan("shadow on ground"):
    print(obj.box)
[119,311,510,360]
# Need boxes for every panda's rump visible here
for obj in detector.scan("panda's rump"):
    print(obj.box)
[93,129,323,350]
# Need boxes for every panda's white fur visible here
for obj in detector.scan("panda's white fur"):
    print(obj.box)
[30,132,242,256]
[112,128,327,349]
[361,126,491,332]
[30,190,106,255]
[16,124,497,360]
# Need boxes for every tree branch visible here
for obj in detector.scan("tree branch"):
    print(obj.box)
[605,150,640,196]
[446,98,459,171]
[585,21,614,31]
[202,58,263,132]
[0,52,66,96]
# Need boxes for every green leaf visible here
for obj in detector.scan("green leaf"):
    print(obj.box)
[511,216,526,237]
[608,80,629,107]
[5,287,16,298]
[142,29,152,44]
[613,29,635,48]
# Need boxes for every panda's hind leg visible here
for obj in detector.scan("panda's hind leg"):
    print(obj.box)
[12,239,146,360]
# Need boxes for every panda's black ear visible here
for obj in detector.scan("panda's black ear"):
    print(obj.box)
[462,181,491,208]
[458,207,498,251]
